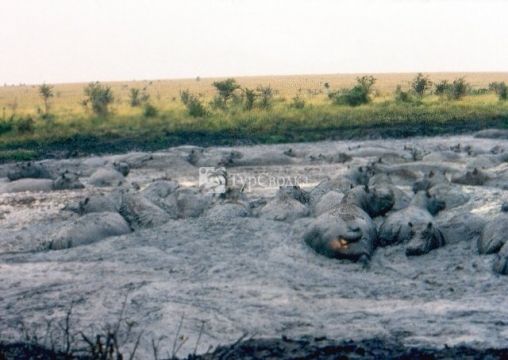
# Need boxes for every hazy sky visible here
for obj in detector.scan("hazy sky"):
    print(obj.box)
[1,0,507,84]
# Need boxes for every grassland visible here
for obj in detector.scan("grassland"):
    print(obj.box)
[1,72,508,161]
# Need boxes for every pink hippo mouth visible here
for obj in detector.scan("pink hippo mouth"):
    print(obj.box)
[329,228,362,251]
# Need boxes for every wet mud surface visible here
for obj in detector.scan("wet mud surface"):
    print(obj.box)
[1,131,508,358]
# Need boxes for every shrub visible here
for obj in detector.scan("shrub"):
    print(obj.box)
[434,80,451,97]
[489,82,508,100]
[411,73,432,97]
[38,83,54,115]
[210,95,227,110]
[394,85,413,103]
[179,89,191,106]
[290,95,306,109]
[449,77,469,100]
[15,116,35,134]
[243,88,257,110]
[0,118,13,135]
[257,85,274,109]
[142,103,158,117]
[180,91,207,117]
[83,82,114,116]
[212,78,240,106]
[129,87,150,107]
[330,76,376,107]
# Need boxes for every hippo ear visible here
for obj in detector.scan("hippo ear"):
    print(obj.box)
[408,222,413,227]
[427,222,433,229]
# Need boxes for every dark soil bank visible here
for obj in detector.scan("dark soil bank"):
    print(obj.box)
[2,118,507,162]
[2,337,508,359]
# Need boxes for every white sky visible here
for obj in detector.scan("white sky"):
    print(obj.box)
[1,0,507,84]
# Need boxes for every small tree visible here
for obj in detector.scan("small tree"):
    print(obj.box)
[212,78,240,106]
[394,85,412,103]
[143,103,158,117]
[330,76,376,107]
[434,80,451,97]
[411,73,432,97]
[180,90,207,117]
[83,82,114,116]
[39,83,54,115]
[257,85,274,109]
[489,82,508,101]
[243,88,257,110]
[449,77,469,100]
[129,88,150,107]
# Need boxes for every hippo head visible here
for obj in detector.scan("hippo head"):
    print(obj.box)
[53,171,85,190]
[406,222,445,256]
[411,191,446,215]
[304,213,371,262]
[365,186,395,217]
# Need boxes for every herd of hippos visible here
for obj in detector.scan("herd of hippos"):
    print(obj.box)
[1,135,508,276]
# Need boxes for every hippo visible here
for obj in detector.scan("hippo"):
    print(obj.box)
[308,177,353,208]
[260,186,310,222]
[477,205,508,275]
[47,212,131,250]
[0,178,55,193]
[452,168,489,186]
[378,191,446,256]
[119,193,172,229]
[304,185,394,262]
[113,161,130,176]
[412,170,449,193]
[7,161,52,181]
[52,171,85,190]
[88,167,125,187]
[368,173,411,211]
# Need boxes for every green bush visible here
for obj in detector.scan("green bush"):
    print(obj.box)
[330,76,376,107]
[449,78,469,100]
[179,89,191,106]
[243,88,257,110]
[212,78,240,106]
[15,116,35,134]
[257,85,274,109]
[434,80,451,97]
[411,73,432,97]
[129,88,149,107]
[180,90,207,117]
[290,95,306,109]
[394,85,413,103]
[83,82,114,116]
[142,103,158,117]
[0,118,13,135]
[489,82,508,100]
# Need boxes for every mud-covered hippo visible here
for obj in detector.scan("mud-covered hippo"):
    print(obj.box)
[304,186,394,262]
[478,205,508,275]
[452,168,490,186]
[47,212,131,250]
[7,161,53,181]
[378,191,446,256]
[261,186,310,222]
